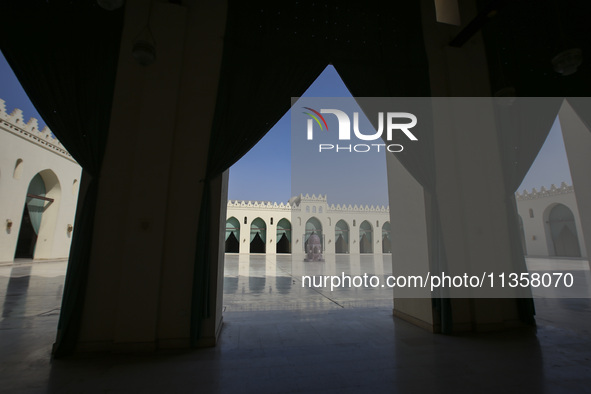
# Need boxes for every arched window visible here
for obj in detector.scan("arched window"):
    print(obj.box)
[529,208,534,218]
[244,216,247,224]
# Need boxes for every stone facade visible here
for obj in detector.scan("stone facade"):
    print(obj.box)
[0,99,82,262]
[516,182,586,258]
[227,184,586,259]
[226,194,392,255]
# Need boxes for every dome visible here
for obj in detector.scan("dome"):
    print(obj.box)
[308,233,321,245]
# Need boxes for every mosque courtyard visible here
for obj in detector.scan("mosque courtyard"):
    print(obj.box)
[0,255,590,393]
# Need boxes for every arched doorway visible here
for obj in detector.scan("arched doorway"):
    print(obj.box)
[225,217,240,253]
[250,217,266,253]
[15,170,61,259]
[382,221,392,253]
[305,217,323,253]
[359,220,373,254]
[546,204,581,257]
[335,219,349,253]
[518,215,527,255]
[276,218,291,254]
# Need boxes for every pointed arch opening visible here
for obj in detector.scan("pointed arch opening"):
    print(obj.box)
[250,217,267,253]
[335,219,349,254]
[382,221,392,254]
[518,215,527,255]
[15,170,61,259]
[359,220,373,254]
[545,203,581,257]
[276,218,291,254]
[225,217,240,253]
[305,217,323,253]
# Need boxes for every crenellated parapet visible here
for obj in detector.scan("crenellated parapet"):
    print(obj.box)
[298,193,327,202]
[227,200,294,210]
[228,195,389,214]
[327,203,389,213]
[0,98,75,161]
[515,182,574,201]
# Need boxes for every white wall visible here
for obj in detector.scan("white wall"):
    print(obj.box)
[226,194,391,255]
[559,101,591,266]
[516,184,587,258]
[0,100,82,262]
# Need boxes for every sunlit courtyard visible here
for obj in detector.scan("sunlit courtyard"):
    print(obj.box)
[1,256,590,392]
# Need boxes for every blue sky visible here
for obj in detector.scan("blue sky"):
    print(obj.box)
[0,52,572,205]
[519,117,572,193]
[227,66,361,204]
[290,95,391,206]
[229,65,573,204]
[0,52,48,131]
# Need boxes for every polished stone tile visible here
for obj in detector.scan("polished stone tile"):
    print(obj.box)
[0,257,590,393]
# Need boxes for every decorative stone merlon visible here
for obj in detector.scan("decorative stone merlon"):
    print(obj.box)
[0,98,75,161]
[228,195,389,213]
[227,200,294,210]
[515,182,573,201]
[300,193,327,202]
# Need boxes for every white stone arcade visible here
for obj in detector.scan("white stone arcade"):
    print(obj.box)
[225,194,392,256]
[0,99,82,262]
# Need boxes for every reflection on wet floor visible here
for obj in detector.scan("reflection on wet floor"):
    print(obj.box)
[2,256,590,320]
[222,254,591,311]
[223,253,394,311]
[0,257,590,393]
[0,260,65,327]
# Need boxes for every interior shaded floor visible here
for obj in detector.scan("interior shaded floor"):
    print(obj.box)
[1,258,590,393]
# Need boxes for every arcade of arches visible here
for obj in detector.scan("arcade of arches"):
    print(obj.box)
[2,1,591,375]
[224,195,392,255]
[226,184,587,259]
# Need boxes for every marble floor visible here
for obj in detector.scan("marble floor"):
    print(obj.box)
[0,256,590,393]
[222,254,396,311]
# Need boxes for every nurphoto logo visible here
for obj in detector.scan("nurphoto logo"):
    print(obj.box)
[303,107,418,153]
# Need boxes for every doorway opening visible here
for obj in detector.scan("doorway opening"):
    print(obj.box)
[545,203,582,257]
[517,115,585,260]
[359,220,373,254]
[15,170,61,260]
[224,217,240,253]
[223,65,393,312]
[382,222,392,254]
[335,219,350,254]
[249,217,266,253]
[276,218,291,254]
